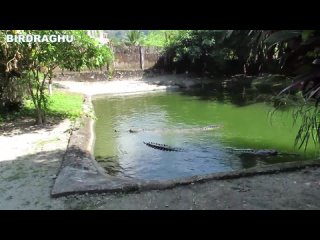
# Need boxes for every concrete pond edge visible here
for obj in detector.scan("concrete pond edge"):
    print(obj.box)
[51,95,320,198]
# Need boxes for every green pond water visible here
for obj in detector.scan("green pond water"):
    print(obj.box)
[93,86,318,181]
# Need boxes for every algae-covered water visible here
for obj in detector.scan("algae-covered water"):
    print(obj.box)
[93,87,318,180]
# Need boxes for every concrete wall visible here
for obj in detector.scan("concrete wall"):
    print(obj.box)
[113,46,162,70]
[52,46,164,81]
[144,47,163,69]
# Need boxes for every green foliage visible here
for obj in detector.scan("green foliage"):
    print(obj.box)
[144,30,183,47]
[55,30,113,71]
[109,36,123,46]
[249,30,320,150]
[0,31,26,113]
[264,30,302,46]
[290,105,320,151]
[1,90,83,122]
[125,30,145,46]
[144,31,166,47]
[164,30,248,74]
[164,30,298,75]
[0,30,113,124]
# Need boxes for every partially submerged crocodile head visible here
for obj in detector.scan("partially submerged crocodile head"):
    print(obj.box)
[129,128,143,133]
[254,149,278,155]
[202,125,221,130]
[227,148,279,156]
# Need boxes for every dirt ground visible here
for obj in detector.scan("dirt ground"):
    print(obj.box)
[63,167,320,210]
[1,78,320,210]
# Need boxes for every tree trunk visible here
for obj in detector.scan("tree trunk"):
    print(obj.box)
[48,79,53,95]
[35,107,44,124]
[48,83,52,95]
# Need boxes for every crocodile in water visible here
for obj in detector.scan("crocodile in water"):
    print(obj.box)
[226,147,298,156]
[143,142,184,152]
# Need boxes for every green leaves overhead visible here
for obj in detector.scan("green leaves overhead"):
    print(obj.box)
[264,30,302,46]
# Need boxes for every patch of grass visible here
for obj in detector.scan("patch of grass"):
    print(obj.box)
[44,90,83,120]
[1,90,83,122]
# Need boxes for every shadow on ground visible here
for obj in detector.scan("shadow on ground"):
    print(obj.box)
[0,118,65,137]
[0,149,67,210]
